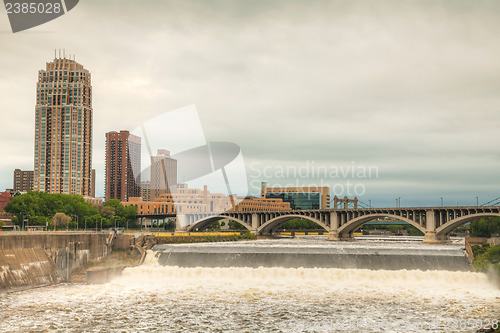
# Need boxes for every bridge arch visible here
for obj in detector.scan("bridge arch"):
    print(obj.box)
[337,213,426,236]
[258,214,329,235]
[436,213,500,236]
[186,215,252,232]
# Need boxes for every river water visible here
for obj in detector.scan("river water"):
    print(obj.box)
[0,236,499,332]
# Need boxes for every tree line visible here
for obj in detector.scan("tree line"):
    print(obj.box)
[470,217,500,238]
[4,191,137,230]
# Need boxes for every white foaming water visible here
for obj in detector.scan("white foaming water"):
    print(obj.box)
[114,251,496,300]
[0,241,499,332]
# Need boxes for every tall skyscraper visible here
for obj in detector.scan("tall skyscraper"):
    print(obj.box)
[13,169,34,192]
[105,130,141,202]
[33,56,93,196]
[151,149,177,200]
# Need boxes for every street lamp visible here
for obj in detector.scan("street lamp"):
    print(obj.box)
[476,196,479,207]
[441,197,443,207]
[71,215,79,231]
[84,217,90,232]
[22,214,29,231]
[398,197,401,208]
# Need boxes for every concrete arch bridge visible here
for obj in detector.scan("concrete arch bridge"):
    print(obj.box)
[179,206,500,243]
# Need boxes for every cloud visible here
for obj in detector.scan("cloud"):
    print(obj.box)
[0,0,499,206]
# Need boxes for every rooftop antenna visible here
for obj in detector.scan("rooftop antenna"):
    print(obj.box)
[63,49,65,58]
[58,49,61,58]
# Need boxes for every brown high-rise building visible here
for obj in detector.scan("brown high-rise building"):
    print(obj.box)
[33,56,93,196]
[13,169,34,192]
[105,130,141,202]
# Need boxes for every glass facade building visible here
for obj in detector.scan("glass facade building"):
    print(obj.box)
[265,192,321,210]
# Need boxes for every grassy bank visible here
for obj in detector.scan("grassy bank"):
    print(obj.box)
[156,231,256,244]
[472,244,500,286]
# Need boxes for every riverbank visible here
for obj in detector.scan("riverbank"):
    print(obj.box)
[472,243,500,288]
[0,233,110,289]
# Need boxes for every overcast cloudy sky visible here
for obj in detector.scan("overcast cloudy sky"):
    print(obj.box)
[1,0,499,207]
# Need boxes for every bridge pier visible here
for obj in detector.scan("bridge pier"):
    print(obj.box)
[422,231,450,244]
[175,216,188,232]
[326,231,354,241]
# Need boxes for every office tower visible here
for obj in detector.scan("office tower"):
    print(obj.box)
[105,130,141,202]
[33,56,93,196]
[13,169,34,192]
[150,149,177,200]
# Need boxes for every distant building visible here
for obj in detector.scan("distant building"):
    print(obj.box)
[105,130,141,202]
[124,184,290,215]
[261,183,330,210]
[141,181,151,202]
[126,196,178,216]
[0,191,12,211]
[34,56,93,196]
[232,196,291,211]
[83,196,103,205]
[150,149,177,200]
[0,211,14,230]
[13,169,34,192]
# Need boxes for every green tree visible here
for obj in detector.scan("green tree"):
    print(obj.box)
[5,192,99,227]
[471,217,500,237]
[228,221,246,230]
[281,218,321,230]
[104,199,125,216]
[101,206,115,219]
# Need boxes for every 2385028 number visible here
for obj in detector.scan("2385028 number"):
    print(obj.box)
[5,2,62,14]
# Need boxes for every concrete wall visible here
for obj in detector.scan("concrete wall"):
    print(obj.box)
[0,233,110,289]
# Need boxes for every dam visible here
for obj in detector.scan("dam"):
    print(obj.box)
[0,233,110,288]
[154,236,472,271]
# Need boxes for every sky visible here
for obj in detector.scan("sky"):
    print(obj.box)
[0,0,499,207]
